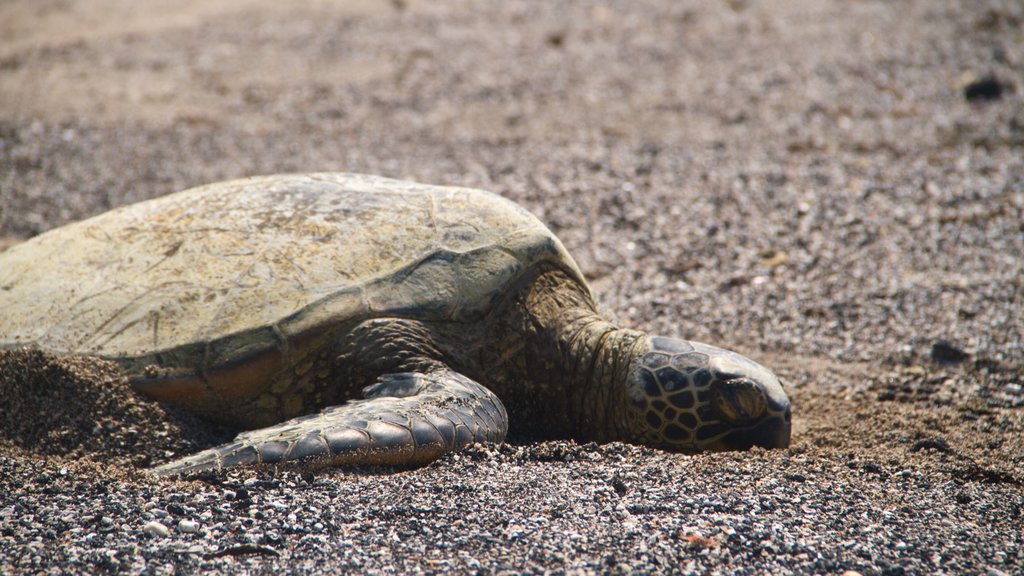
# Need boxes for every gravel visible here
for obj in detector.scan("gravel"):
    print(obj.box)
[1,0,1022,574]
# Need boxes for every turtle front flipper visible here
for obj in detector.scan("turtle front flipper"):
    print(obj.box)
[150,370,508,477]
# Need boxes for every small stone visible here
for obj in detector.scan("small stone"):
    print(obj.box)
[760,250,790,268]
[963,75,1007,101]
[610,475,628,496]
[931,340,968,364]
[178,519,200,533]
[911,438,951,453]
[143,520,170,538]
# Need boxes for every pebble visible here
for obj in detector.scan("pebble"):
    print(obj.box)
[962,74,1006,101]
[143,521,170,538]
[177,519,200,534]
[931,340,968,364]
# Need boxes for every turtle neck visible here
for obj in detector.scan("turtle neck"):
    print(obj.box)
[510,270,646,442]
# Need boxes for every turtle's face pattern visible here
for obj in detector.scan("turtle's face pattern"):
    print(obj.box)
[625,336,791,452]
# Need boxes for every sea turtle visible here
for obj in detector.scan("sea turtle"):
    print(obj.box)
[0,173,790,476]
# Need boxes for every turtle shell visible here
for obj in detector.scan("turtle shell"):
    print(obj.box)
[0,173,586,402]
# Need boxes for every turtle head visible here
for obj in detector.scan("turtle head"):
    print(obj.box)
[623,336,790,452]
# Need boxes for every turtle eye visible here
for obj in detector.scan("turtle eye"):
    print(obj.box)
[710,377,768,423]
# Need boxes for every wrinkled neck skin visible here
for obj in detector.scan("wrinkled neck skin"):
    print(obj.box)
[508,271,645,442]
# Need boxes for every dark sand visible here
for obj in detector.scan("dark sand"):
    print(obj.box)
[1,0,1022,574]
